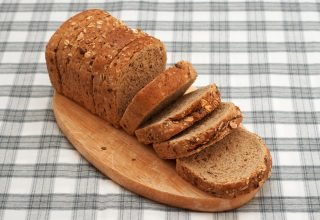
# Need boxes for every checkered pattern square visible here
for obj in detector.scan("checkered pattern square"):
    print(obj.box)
[0,0,319,220]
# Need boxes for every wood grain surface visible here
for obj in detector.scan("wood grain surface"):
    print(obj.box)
[53,93,259,212]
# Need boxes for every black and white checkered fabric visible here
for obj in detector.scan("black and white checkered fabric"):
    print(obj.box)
[0,0,319,219]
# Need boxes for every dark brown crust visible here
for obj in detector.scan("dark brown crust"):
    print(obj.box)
[46,9,111,110]
[176,127,272,198]
[45,10,97,93]
[153,103,243,159]
[58,10,106,113]
[120,61,197,135]
[66,10,145,114]
[135,85,221,144]
[57,10,146,116]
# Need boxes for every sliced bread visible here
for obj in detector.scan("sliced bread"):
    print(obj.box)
[153,102,242,159]
[120,61,197,135]
[176,127,272,198]
[135,84,221,144]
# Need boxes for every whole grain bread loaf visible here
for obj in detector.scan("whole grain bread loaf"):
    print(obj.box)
[135,85,221,144]
[45,9,167,127]
[176,127,272,198]
[153,102,242,159]
[120,61,197,135]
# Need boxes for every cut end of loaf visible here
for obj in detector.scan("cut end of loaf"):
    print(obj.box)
[176,127,272,198]
[120,61,197,135]
[111,38,167,127]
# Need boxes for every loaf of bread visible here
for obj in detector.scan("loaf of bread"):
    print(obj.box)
[176,127,272,198]
[46,9,167,127]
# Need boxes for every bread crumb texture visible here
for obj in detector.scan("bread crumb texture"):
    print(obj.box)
[176,127,272,198]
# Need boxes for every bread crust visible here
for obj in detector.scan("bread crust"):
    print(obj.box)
[120,61,197,135]
[58,10,106,113]
[135,85,221,144]
[66,10,145,114]
[176,127,272,198]
[153,103,242,159]
[45,10,99,93]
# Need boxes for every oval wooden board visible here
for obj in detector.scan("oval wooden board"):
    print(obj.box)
[53,93,259,212]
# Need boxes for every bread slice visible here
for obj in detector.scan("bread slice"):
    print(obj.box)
[153,102,242,159]
[120,61,197,135]
[135,84,221,144]
[176,127,272,198]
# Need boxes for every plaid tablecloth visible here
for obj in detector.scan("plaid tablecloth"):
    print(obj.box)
[0,0,320,219]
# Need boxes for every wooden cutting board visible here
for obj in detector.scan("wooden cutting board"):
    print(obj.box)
[53,93,259,212]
